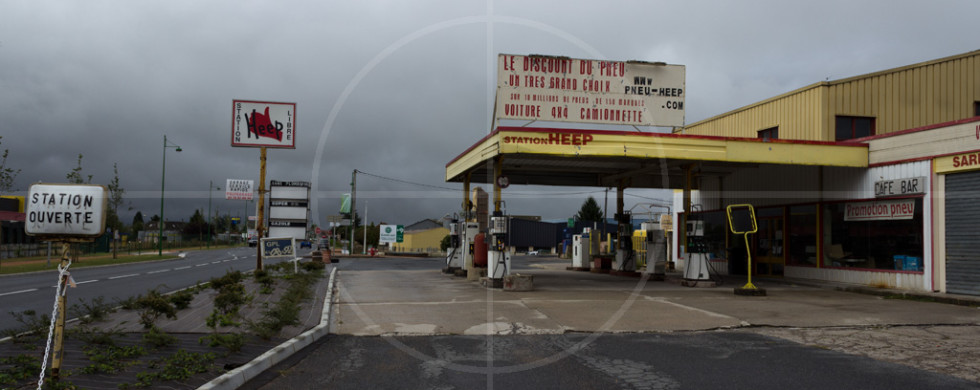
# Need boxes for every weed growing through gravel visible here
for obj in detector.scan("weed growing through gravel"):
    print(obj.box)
[248,260,325,340]
[123,350,217,389]
[0,354,41,386]
[3,310,50,349]
[68,296,117,325]
[200,270,251,354]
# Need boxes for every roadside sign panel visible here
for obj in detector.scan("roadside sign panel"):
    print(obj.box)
[231,100,297,148]
[380,224,404,243]
[261,237,296,258]
[25,183,108,239]
[379,224,396,243]
[495,54,685,127]
[225,179,254,200]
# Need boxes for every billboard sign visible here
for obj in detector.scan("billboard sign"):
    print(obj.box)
[231,100,297,148]
[495,54,685,127]
[25,183,108,239]
[225,179,254,200]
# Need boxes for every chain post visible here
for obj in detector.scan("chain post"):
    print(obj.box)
[37,242,72,389]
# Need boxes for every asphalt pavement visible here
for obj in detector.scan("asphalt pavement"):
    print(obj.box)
[240,255,980,389]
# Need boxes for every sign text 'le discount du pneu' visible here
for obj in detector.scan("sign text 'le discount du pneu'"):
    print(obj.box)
[25,183,108,239]
[496,54,685,128]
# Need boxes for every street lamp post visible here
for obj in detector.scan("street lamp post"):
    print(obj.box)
[208,180,220,249]
[159,135,182,256]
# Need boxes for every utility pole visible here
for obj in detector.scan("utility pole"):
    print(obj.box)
[350,169,356,255]
[363,201,368,254]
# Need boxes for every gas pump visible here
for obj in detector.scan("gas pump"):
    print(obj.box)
[643,220,667,279]
[487,211,511,280]
[461,221,478,270]
[614,211,636,272]
[444,216,462,273]
[571,232,590,269]
[683,215,714,283]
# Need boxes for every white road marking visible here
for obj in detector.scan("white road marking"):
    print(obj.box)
[109,274,139,280]
[174,266,191,270]
[0,288,38,297]
[75,280,98,285]
[195,263,208,267]
[147,269,170,274]
[211,261,221,264]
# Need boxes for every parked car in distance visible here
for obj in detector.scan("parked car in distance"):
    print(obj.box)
[300,240,312,249]
[247,238,258,247]
[318,238,330,250]
[527,250,539,256]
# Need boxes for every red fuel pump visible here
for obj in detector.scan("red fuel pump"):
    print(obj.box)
[474,233,488,267]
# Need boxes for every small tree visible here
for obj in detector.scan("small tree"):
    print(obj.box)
[0,136,20,194]
[107,163,125,258]
[183,209,208,241]
[575,196,604,224]
[66,153,92,184]
[132,211,145,235]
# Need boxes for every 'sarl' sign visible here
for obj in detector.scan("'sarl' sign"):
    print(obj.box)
[231,100,297,149]
[25,184,108,239]
[495,54,685,127]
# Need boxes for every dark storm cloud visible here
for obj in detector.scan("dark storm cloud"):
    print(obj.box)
[1,0,978,229]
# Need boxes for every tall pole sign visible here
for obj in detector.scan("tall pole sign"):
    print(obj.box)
[232,99,297,271]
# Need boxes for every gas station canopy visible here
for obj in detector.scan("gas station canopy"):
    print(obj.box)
[446,127,869,189]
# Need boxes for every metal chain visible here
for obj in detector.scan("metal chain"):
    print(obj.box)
[36,258,71,390]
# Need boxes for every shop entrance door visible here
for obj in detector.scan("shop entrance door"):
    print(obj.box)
[754,217,785,276]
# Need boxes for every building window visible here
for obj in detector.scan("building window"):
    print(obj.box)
[835,116,875,141]
[786,205,817,267]
[821,198,924,271]
[758,127,778,141]
[974,101,980,117]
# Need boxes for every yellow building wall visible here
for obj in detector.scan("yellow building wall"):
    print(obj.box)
[392,227,449,253]
[681,51,980,141]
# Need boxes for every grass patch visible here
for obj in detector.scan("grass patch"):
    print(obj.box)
[883,293,935,302]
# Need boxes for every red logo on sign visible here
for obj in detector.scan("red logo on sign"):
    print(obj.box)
[246,107,283,141]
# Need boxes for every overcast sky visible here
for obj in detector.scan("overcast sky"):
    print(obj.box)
[1,0,978,230]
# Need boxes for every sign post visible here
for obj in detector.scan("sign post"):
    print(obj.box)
[25,183,108,383]
[726,204,765,296]
[232,99,297,271]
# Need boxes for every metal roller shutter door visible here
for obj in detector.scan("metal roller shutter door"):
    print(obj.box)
[945,171,980,296]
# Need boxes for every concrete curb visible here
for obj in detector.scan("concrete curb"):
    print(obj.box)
[197,266,338,390]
